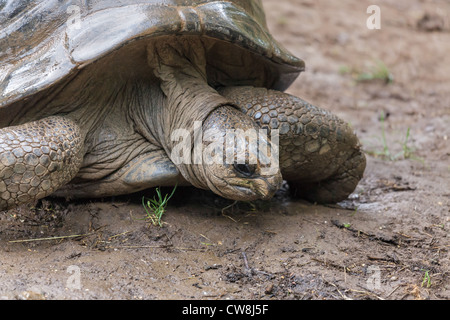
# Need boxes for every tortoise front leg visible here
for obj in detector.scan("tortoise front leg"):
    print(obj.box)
[0,116,84,210]
[220,87,366,203]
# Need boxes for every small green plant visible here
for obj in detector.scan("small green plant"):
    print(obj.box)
[421,270,431,288]
[365,111,424,163]
[356,60,394,84]
[339,60,393,84]
[363,111,393,159]
[338,65,352,75]
[142,185,177,227]
[276,16,289,26]
[399,127,415,160]
[378,110,392,159]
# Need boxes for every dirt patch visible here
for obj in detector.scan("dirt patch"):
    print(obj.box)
[1,0,449,300]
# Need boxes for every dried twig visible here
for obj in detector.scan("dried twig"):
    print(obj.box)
[242,251,250,271]
[8,233,93,243]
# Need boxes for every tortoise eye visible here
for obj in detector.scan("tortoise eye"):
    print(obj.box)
[233,163,256,177]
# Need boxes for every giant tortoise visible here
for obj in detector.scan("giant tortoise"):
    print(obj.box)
[0,0,366,210]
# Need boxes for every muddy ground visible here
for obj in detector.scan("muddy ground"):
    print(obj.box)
[0,0,449,300]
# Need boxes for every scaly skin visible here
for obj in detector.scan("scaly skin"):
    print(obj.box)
[0,116,83,210]
[220,86,366,203]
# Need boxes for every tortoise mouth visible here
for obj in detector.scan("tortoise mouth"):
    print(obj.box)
[229,181,279,201]
[227,176,281,201]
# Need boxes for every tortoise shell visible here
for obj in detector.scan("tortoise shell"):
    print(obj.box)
[0,0,304,125]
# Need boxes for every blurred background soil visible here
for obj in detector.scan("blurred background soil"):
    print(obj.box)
[0,0,449,300]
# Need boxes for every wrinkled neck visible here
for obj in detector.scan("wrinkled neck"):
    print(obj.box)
[146,37,233,188]
[158,77,232,189]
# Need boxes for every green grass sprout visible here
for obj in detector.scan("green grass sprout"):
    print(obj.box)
[142,185,177,227]
[339,60,393,84]
[421,270,431,288]
[364,111,424,164]
[356,60,394,84]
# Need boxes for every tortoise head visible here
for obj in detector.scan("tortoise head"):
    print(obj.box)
[196,105,282,201]
[147,37,284,202]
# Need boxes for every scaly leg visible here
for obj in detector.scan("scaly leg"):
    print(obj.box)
[0,116,84,210]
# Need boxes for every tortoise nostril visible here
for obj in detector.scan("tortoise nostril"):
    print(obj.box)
[233,163,256,177]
